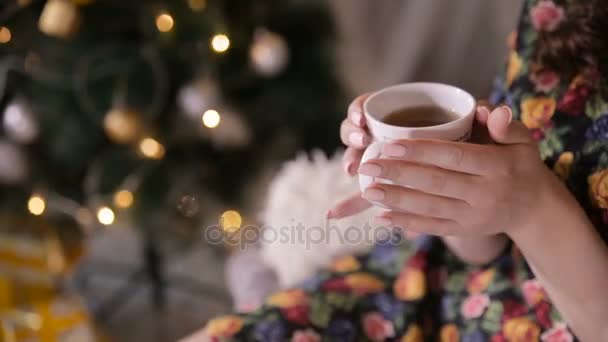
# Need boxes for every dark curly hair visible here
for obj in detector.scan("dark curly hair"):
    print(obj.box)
[535,0,608,79]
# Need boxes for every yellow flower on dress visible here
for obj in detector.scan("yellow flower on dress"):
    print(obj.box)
[394,268,426,301]
[266,289,309,308]
[521,97,556,129]
[553,152,574,180]
[204,315,244,338]
[331,255,361,273]
[401,324,424,342]
[439,324,460,342]
[506,51,523,87]
[466,268,495,294]
[503,317,540,342]
[344,273,384,295]
[588,168,608,209]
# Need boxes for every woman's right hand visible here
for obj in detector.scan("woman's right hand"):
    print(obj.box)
[339,93,372,175]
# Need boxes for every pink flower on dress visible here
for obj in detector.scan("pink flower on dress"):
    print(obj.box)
[531,70,560,93]
[522,279,547,306]
[541,323,574,342]
[531,1,565,32]
[282,305,310,326]
[362,312,395,341]
[291,329,321,342]
[460,294,491,319]
[531,129,545,141]
[536,301,553,329]
[558,84,592,115]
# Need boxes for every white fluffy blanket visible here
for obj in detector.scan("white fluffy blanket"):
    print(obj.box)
[259,150,383,288]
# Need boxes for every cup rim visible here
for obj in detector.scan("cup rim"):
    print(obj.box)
[363,82,476,132]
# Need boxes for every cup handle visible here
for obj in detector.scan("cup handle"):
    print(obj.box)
[359,141,383,193]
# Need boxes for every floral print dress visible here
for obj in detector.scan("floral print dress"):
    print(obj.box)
[204,0,608,341]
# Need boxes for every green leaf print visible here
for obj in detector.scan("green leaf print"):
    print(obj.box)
[393,314,405,332]
[586,92,608,121]
[464,321,479,334]
[487,279,511,294]
[481,319,501,333]
[598,152,608,169]
[539,128,566,160]
[482,301,503,333]
[445,272,467,293]
[550,306,563,323]
[311,296,333,328]
[325,292,357,312]
[582,140,608,155]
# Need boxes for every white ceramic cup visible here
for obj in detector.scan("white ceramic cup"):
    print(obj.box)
[359,82,476,193]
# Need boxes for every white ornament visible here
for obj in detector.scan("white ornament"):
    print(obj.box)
[3,100,39,143]
[249,29,289,77]
[177,78,220,119]
[203,108,251,148]
[0,140,28,184]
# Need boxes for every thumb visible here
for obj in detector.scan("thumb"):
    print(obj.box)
[487,106,533,145]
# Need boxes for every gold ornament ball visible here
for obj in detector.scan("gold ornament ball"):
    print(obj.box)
[250,29,289,77]
[103,108,141,144]
[0,26,11,44]
[138,137,165,160]
[38,0,81,39]
[220,210,242,233]
[114,190,134,209]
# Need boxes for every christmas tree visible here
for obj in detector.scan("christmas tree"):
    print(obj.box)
[0,0,343,337]
[0,0,342,241]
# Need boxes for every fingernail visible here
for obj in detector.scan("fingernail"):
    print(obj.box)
[349,132,369,147]
[500,105,513,124]
[373,216,392,226]
[351,111,364,127]
[358,163,382,177]
[382,143,407,157]
[363,187,385,201]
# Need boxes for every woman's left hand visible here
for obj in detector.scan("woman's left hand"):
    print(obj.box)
[351,106,552,237]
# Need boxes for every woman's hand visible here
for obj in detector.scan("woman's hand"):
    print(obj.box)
[339,93,372,176]
[360,106,548,237]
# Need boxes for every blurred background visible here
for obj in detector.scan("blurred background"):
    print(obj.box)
[0,0,520,341]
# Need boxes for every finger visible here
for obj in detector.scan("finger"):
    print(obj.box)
[358,159,480,202]
[476,102,492,125]
[343,147,364,176]
[327,193,372,219]
[362,184,470,221]
[340,119,371,148]
[374,211,463,236]
[487,106,534,145]
[347,93,371,127]
[381,139,497,176]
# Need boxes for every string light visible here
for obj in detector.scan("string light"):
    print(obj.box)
[138,137,165,160]
[27,195,46,216]
[155,12,174,32]
[97,206,115,225]
[202,109,221,128]
[114,190,134,209]
[0,26,11,44]
[220,210,242,233]
[211,34,230,53]
[187,0,206,11]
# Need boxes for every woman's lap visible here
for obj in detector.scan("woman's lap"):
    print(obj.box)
[204,235,575,341]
